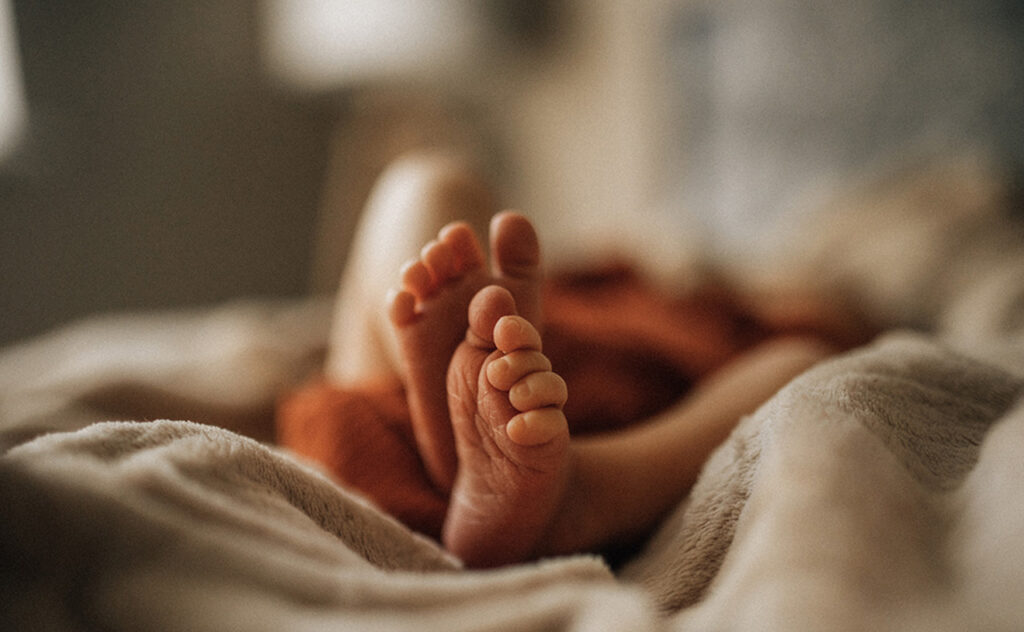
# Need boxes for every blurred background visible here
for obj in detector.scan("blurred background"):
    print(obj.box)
[2,0,1022,347]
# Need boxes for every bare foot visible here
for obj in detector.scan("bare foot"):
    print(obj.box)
[325,152,497,386]
[388,213,543,493]
[442,286,570,568]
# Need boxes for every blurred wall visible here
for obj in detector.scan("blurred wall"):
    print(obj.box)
[0,2,338,346]
[668,0,1024,257]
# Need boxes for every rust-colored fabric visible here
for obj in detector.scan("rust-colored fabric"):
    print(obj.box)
[277,265,871,539]
[277,378,449,537]
[541,264,763,433]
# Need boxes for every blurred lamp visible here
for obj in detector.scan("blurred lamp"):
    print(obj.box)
[262,0,489,91]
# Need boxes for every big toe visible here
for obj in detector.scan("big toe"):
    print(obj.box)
[490,211,540,281]
[466,286,518,349]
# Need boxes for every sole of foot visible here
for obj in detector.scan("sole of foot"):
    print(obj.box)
[442,285,570,568]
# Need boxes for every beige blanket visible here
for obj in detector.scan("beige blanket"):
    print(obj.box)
[4,158,1024,630]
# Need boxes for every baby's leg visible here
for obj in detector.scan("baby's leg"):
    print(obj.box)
[443,285,571,568]
[324,152,496,386]
[388,214,543,492]
[542,336,837,557]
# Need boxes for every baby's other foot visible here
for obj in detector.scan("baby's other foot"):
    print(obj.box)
[443,286,570,567]
[389,213,543,493]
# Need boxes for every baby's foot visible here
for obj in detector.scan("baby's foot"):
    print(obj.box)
[325,152,496,386]
[442,286,570,567]
[389,213,543,493]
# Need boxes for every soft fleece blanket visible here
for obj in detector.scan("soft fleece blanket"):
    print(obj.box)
[4,157,1024,630]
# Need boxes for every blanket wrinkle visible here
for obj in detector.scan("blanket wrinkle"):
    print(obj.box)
[630,335,1024,626]
[5,421,456,574]
[812,334,1023,491]
[0,299,331,448]
[4,421,650,631]
[945,398,1024,629]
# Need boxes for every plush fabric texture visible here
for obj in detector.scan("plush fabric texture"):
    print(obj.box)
[3,159,1024,630]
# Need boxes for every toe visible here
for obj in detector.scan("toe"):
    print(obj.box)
[485,351,551,391]
[421,240,458,284]
[506,408,568,446]
[439,222,485,275]
[400,259,434,299]
[493,315,541,353]
[388,288,418,326]
[490,211,541,281]
[466,286,517,349]
[509,371,568,411]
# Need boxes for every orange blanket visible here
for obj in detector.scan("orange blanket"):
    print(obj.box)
[277,264,868,538]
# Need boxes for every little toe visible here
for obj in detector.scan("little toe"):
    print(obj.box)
[400,259,434,299]
[439,222,485,274]
[493,315,542,353]
[490,211,541,281]
[387,288,418,327]
[421,240,458,284]
[506,408,568,446]
[486,351,551,391]
[466,286,517,349]
[509,371,568,411]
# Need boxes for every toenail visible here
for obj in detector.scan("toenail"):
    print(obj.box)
[495,315,541,352]
[511,381,530,399]
[507,409,566,445]
[486,356,511,386]
[500,316,523,335]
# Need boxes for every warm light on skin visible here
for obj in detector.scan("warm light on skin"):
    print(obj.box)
[0,0,26,160]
